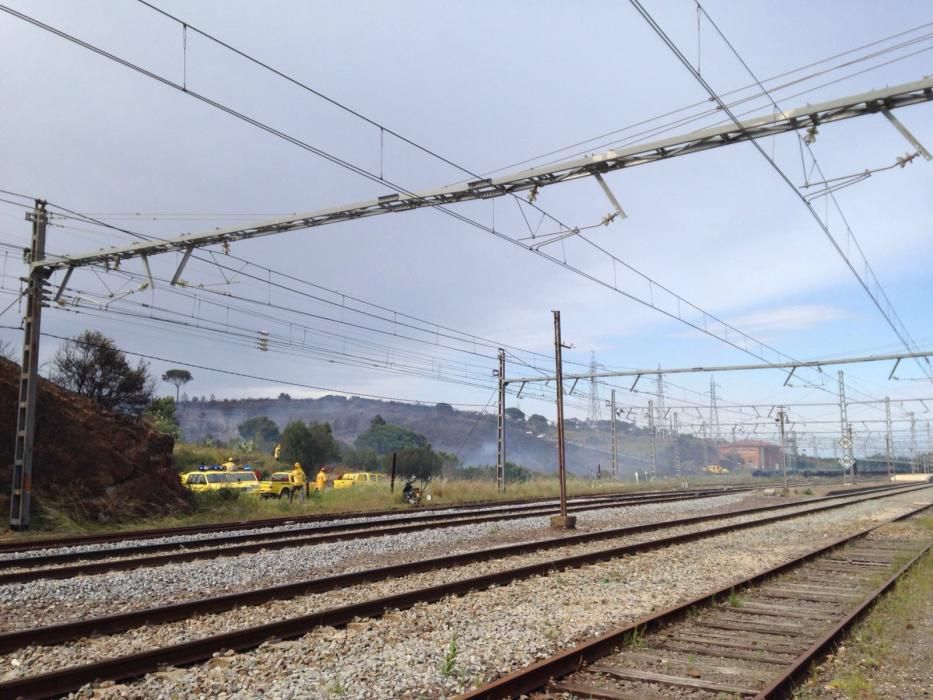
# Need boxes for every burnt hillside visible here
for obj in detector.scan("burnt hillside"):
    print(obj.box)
[176,395,715,476]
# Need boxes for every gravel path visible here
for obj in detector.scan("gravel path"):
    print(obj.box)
[0,490,927,695]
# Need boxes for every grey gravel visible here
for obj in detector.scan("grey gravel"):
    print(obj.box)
[85,490,926,700]
[0,486,924,697]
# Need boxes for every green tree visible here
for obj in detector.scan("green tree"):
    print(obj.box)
[161,368,193,402]
[238,416,280,451]
[145,396,181,438]
[355,415,428,455]
[390,446,442,484]
[50,330,155,415]
[505,407,525,421]
[341,443,380,470]
[281,420,340,469]
[527,414,549,433]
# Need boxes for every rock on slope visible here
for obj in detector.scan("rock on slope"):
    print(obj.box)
[0,357,186,524]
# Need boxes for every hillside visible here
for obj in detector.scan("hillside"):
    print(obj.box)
[176,395,716,476]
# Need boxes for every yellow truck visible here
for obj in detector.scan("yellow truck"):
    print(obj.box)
[180,471,259,493]
[704,464,730,475]
[333,472,387,489]
[257,471,305,499]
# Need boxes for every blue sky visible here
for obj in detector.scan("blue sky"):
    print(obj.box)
[0,0,931,457]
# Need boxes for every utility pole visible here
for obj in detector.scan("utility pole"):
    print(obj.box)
[709,376,721,441]
[588,351,601,427]
[909,412,917,473]
[496,348,506,492]
[610,388,618,478]
[672,412,681,478]
[885,397,894,478]
[648,399,657,480]
[776,408,788,492]
[655,372,666,437]
[9,200,49,531]
[837,370,852,484]
[849,424,856,484]
[925,421,933,472]
[552,311,573,528]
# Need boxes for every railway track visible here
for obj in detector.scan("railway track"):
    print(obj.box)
[459,505,932,699]
[0,485,758,555]
[0,483,926,699]
[0,486,772,583]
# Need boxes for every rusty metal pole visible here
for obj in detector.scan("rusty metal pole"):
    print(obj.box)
[9,200,48,531]
[777,408,788,493]
[390,452,397,493]
[551,311,573,528]
[610,388,618,478]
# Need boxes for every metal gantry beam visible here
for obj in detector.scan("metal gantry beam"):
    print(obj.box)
[505,349,933,385]
[33,77,933,273]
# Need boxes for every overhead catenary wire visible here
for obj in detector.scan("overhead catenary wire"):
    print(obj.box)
[639,0,932,382]
[0,4,921,415]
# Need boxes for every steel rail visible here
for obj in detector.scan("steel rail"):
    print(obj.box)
[0,483,906,584]
[0,486,913,653]
[456,501,932,699]
[752,540,932,698]
[0,489,751,582]
[0,485,752,554]
[0,486,927,700]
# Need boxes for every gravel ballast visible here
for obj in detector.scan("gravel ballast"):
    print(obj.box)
[0,489,927,697]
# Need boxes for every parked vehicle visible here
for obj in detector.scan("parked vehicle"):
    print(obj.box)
[257,471,304,499]
[333,471,387,489]
[180,471,259,493]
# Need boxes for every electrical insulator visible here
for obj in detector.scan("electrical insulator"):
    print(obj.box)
[257,330,269,352]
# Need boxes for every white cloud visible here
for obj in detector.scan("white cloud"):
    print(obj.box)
[726,304,853,334]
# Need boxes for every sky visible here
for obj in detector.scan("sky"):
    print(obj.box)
[0,0,931,458]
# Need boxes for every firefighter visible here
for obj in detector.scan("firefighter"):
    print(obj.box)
[316,467,328,492]
[222,457,236,471]
[291,462,307,501]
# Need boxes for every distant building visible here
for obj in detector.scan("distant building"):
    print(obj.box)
[718,440,782,470]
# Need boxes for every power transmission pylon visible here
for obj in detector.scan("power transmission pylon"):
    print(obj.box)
[672,412,681,477]
[709,376,721,441]
[837,370,852,483]
[647,399,657,480]
[588,351,602,428]
[885,396,893,478]
[655,371,666,437]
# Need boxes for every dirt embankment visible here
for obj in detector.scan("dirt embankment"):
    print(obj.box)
[0,357,187,525]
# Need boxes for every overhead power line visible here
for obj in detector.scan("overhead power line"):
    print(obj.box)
[631,0,933,381]
[4,4,926,411]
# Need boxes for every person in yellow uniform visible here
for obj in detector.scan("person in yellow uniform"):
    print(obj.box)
[222,457,236,471]
[315,467,328,492]
[291,462,307,501]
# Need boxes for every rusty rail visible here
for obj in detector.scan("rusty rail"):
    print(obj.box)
[457,500,932,699]
[0,486,927,699]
